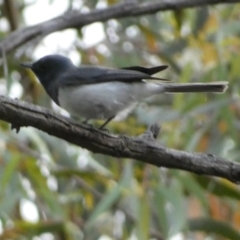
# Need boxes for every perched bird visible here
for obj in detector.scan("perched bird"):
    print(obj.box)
[21,55,228,129]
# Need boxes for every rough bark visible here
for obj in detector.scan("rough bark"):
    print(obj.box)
[0,96,239,183]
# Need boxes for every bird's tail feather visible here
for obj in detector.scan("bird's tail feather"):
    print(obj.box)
[122,65,168,75]
[163,82,228,93]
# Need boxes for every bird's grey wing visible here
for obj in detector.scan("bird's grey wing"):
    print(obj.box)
[59,66,168,86]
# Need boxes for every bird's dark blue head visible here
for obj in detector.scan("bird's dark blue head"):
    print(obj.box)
[21,54,75,104]
[21,54,74,83]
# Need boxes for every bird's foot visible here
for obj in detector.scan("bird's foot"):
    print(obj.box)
[98,116,115,131]
[138,123,161,141]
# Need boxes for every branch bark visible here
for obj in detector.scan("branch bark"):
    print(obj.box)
[0,0,239,56]
[0,95,239,183]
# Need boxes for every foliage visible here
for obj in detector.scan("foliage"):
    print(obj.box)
[0,0,240,239]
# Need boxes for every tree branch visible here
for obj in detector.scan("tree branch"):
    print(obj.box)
[0,95,239,183]
[3,0,19,31]
[0,0,239,56]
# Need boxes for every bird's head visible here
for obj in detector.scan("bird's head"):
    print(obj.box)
[21,54,75,85]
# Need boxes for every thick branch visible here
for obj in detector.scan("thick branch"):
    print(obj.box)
[0,95,239,183]
[0,0,239,55]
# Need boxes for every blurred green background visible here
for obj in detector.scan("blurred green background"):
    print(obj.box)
[0,0,240,239]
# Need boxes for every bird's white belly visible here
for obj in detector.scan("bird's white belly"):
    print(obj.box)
[58,81,164,120]
[58,82,137,120]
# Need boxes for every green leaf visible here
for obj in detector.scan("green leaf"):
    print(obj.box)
[188,217,240,240]
[23,159,64,217]
[194,176,240,200]
[0,156,20,195]
[154,186,169,238]
[85,160,133,229]
[136,194,150,240]
[156,179,186,238]
[174,172,208,210]
[193,7,209,36]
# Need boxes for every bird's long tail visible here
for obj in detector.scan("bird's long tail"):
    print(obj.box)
[163,81,228,93]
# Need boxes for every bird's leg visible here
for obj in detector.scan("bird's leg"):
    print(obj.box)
[99,116,115,130]
[82,119,94,128]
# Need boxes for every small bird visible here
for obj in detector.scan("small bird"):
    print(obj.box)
[21,55,228,129]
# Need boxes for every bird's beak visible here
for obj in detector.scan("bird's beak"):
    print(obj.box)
[20,62,33,69]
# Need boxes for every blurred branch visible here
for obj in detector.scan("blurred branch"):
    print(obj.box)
[0,0,239,56]
[3,0,19,31]
[0,95,239,183]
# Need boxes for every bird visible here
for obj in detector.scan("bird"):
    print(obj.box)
[21,54,228,129]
